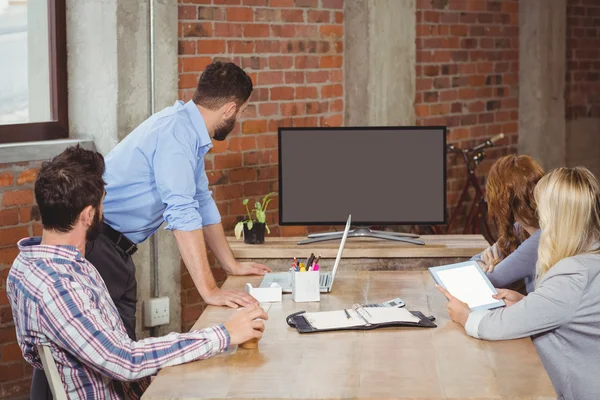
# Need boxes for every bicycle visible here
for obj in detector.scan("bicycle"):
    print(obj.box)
[410,133,505,245]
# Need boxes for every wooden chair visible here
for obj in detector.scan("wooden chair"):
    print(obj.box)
[36,345,67,400]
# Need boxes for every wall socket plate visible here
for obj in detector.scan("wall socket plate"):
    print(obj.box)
[143,297,170,328]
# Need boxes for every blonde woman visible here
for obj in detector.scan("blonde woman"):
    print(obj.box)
[438,167,600,400]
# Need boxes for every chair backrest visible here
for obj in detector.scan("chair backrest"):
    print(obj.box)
[36,345,68,400]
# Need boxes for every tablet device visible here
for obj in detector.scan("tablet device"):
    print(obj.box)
[429,261,505,311]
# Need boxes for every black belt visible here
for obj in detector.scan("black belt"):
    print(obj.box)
[102,222,138,256]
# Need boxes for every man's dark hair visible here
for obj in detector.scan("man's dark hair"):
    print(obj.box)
[35,145,106,233]
[192,61,253,110]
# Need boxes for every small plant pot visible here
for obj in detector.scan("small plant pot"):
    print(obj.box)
[243,222,265,244]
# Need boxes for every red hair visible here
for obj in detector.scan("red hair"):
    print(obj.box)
[486,155,545,256]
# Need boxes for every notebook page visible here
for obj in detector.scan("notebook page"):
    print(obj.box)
[303,309,365,330]
[361,307,420,324]
[436,264,497,308]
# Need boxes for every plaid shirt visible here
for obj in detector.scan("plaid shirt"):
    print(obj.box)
[6,237,230,399]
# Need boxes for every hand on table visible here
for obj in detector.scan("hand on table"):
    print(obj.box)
[223,304,268,346]
[228,261,272,276]
[204,287,258,309]
[435,285,471,327]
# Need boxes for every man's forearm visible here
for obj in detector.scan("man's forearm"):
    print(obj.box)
[173,229,218,295]
[202,222,237,272]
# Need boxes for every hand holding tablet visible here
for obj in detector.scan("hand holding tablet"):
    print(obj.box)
[429,261,506,311]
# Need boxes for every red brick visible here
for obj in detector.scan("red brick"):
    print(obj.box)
[229,168,258,183]
[270,24,296,38]
[330,99,344,112]
[294,25,319,37]
[215,0,241,4]
[258,103,279,117]
[214,23,243,37]
[243,181,271,196]
[281,10,304,22]
[182,22,213,37]
[296,0,318,6]
[321,84,343,98]
[280,102,305,117]
[270,87,295,100]
[243,150,270,166]
[242,24,270,38]
[197,6,226,21]
[257,71,284,86]
[296,86,319,99]
[270,0,294,6]
[227,40,255,53]
[207,171,227,186]
[214,184,244,202]
[182,57,213,72]
[1,343,23,362]
[182,304,204,325]
[0,247,18,267]
[280,225,307,236]
[0,227,28,247]
[228,136,257,151]
[320,114,343,127]
[319,55,342,68]
[33,223,42,236]
[295,55,319,69]
[308,10,330,23]
[178,5,197,20]
[179,40,196,55]
[0,209,18,227]
[306,71,329,83]
[178,74,198,89]
[255,40,281,53]
[320,25,343,38]
[322,0,343,9]
[242,56,268,70]
[242,120,268,134]
[285,71,305,84]
[255,8,279,22]
[2,190,33,207]
[242,0,268,5]
[196,39,226,54]
[269,56,294,69]
[334,11,343,23]
[256,135,278,149]
[0,172,13,188]
[214,154,243,170]
[226,7,254,22]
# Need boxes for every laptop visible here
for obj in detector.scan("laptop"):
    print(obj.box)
[259,214,352,293]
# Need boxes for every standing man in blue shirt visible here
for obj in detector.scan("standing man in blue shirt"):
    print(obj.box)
[87,61,271,341]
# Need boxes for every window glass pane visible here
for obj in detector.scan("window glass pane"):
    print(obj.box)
[0,0,51,125]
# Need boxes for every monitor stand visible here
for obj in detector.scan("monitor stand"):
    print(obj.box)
[297,226,425,245]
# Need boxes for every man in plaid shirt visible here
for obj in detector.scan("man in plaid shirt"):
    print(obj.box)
[6,146,267,399]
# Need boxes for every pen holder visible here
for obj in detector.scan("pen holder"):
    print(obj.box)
[291,270,320,303]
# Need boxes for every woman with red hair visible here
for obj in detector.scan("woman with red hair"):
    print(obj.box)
[471,154,545,293]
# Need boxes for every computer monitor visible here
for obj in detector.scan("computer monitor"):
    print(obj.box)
[277,126,446,244]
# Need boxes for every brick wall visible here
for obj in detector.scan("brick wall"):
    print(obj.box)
[415,0,518,230]
[0,162,42,400]
[178,0,344,331]
[566,0,600,120]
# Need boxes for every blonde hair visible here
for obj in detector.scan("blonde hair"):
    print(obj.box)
[534,167,600,283]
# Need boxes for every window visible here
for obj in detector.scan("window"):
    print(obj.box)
[0,0,67,144]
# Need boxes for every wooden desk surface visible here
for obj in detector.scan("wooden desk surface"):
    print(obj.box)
[143,272,555,400]
[227,234,489,259]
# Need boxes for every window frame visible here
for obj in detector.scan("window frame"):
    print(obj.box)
[0,0,68,144]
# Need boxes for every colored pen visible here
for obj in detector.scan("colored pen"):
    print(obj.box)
[299,263,306,272]
[313,255,321,266]
[312,264,319,271]
[306,253,315,268]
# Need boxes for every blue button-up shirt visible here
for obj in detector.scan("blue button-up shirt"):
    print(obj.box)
[102,100,221,244]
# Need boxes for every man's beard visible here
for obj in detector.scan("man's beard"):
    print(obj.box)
[213,115,236,141]
[86,211,103,242]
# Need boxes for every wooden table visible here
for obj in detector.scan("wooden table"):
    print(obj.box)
[143,272,555,400]
[227,235,489,272]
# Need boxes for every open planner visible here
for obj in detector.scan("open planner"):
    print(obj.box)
[287,305,436,333]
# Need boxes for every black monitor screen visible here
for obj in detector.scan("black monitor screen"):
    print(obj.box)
[278,127,446,225]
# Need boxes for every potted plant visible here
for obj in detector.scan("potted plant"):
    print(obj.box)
[234,192,276,244]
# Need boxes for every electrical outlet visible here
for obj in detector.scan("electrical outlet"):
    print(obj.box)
[143,297,170,328]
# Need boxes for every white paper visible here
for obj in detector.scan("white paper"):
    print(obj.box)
[362,307,420,324]
[303,309,365,330]
[436,264,498,308]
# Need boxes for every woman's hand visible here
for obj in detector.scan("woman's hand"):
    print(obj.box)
[493,288,525,307]
[436,285,471,327]
[480,244,502,272]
